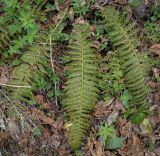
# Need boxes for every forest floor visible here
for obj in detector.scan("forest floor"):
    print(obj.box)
[0,0,160,156]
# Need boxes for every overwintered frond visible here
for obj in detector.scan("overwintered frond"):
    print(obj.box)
[7,33,49,104]
[63,23,99,149]
[103,7,149,107]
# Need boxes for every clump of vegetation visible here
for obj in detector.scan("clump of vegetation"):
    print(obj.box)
[144,6,160,42]
[72,0,90,16]
[98,123,124,149]
[144,22,160,43]
[0,0,46,57]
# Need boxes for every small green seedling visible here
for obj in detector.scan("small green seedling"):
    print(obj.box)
[33,127,41,137]
[98,123,123,149]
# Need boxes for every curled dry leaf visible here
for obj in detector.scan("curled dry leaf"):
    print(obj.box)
[150,44,160,56]
[50,134,61,148]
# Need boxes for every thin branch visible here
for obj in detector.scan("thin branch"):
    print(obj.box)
[0,83,31,89]
[49,36,58,106]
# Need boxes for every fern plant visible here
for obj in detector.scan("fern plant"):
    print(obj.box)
[7,33,49,104]
[63,23,99,149]
[0,26,15,54]
[103,7,149,123]
[7,11,67,103]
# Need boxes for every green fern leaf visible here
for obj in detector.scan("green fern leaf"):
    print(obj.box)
[7,32,49,104]
[7,18,66,104]
[103,7,149,108]
[63,23,99,149]
[0,26,15,53]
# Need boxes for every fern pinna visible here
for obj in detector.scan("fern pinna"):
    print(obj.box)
[103,7,149,121]
[64,23,99,149]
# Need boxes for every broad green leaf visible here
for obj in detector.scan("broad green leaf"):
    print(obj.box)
[99,123,116,145]
[120,90,132,109]
[33,127,41,137]
[105,137,124,149]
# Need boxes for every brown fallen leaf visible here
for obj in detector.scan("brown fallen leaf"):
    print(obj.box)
[148,81,160,89]
[114,0,127,5]
[150,44,160,56]
[8,120,20,142]
[0,131,10,145]
[94,100,113,118]
[32,108,55,125]
[0,67,9,85]
[152,68,160,80]
[35,95,44,104]
[50,134,61,148]
[95,141,103,156]
[140,118,153,136]
[54,0,70,11]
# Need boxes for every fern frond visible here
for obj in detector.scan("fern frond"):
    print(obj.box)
[63,23,99,149]
[7,33,49,104]
[7,17,66,103]
[0,26,15,53]
[103,7,149,107]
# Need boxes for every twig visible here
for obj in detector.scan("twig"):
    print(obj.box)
[49,36,58,106]
[0,83,31,89]
[0,108,7,122]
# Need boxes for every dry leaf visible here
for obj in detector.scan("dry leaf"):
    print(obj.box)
[36,95,44,104]
[54,0,60,11]
[8,120,20,142]
[95,141,103,156]
[140,118,153,135]
[152,68,160,80]
[32,108,55,125]
[63,123,72,131]
[50,134,61,148]
[90,140,103,156]
[114,0,127,5]
[107,110,119,125]
[0,67,9,84]
[150,44,160,56]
